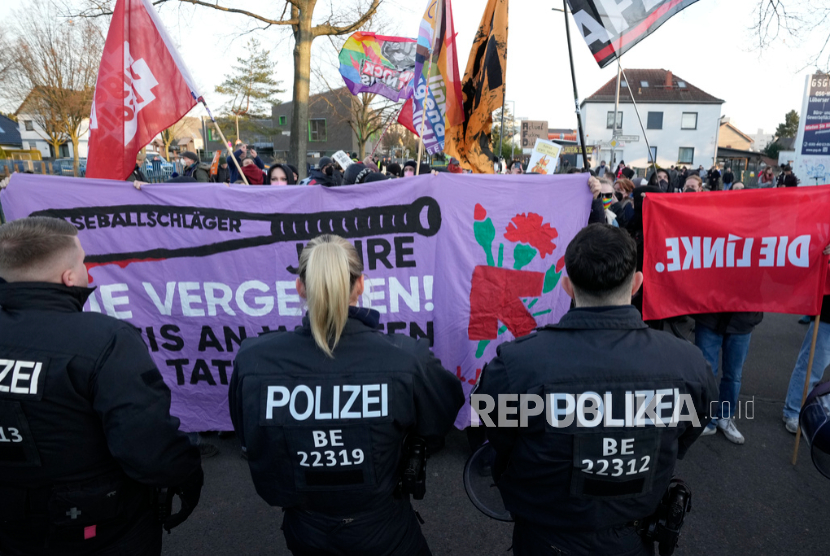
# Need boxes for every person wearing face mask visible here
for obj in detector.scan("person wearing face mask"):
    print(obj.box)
[683,175,703,193]
[301,157,340,187]
[402,160,418,178]
[649,169,673,193]
[598,178,619,226]
[268,164,297,186]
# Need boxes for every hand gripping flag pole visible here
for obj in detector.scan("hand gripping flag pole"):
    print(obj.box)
[196,95,249,186]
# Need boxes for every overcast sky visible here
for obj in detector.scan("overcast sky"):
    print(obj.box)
[2,0,826,137]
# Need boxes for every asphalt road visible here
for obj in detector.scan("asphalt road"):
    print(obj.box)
[161,313,830,555]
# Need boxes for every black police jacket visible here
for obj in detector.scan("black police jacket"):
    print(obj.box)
[0,282,200,528]
[475,305,718,533]
[229,308,464,515]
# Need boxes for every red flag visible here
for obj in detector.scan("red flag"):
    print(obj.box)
[87,0,200,180]
[642,187,830,321]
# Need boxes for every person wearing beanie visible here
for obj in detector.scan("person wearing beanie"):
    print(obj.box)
[301,157,339,186]
[343,163,370,185]
[402,160,418,177]
[181,151,210,182]
[386,162,401,178]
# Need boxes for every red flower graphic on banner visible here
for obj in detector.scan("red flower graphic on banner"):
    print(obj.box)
[504,213,559,258]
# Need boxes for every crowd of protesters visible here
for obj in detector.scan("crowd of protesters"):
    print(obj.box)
[42,141,820,448]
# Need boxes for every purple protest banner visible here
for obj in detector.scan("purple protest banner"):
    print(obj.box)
[0,173,591,430]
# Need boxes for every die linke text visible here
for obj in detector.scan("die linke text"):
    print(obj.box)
[656,235,812,273]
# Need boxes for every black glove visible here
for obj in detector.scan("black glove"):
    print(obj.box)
[163,467,204,532]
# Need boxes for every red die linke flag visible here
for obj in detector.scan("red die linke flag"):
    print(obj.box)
[87,0,200,180]
[642,187,830,321]
[566,0,701,68]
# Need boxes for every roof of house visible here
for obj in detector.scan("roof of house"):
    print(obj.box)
[582,69,724,105]
[720,120,754,143]
[0,114,22,147]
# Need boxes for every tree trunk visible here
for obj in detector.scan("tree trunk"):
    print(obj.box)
[70,133,80,177]
[165,142,170,160]
[235,115,240,143]
[289,11,314,181]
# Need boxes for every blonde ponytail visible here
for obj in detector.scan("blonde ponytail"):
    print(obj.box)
[299,235,364,357]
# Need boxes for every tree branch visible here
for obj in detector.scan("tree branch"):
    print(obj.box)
[158,0,298,26]
[313,0,383,37]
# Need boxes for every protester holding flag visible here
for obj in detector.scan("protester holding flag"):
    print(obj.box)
[784,276,830,433]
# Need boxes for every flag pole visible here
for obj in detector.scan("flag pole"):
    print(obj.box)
[620,67,658,177]
[792,314,821,465]
[561,0,590,171]
[369,103,406,160]
[198,98,249,186]
[416,0,443,176]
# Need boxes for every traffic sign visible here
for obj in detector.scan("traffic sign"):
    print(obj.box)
[616,135,640,142]
[600,140,626,148]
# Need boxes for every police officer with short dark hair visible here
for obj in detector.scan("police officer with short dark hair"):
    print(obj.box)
[0,216,202,555]
[474,224,718,555]
[230,234,464,555]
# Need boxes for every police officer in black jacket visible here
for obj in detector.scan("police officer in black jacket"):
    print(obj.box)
[0,217,202,556]
[474,225,718,556]
[230,234,464,556]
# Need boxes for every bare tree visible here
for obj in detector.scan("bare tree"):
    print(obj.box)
[753,1,830,70]
[71,0,384,180]
[381,123,419,159]
[8,1,103,175]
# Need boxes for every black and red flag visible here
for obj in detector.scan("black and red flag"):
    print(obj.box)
[566,0,701,68]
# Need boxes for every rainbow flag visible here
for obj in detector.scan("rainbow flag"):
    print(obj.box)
[398,0,464,154]
[338,32,417,102]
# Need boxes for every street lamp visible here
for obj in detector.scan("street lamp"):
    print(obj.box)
[505,100,516,161]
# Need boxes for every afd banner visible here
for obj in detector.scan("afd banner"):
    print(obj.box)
[566,0,701,68]
[0,174,590,430]
[642,187,830,321]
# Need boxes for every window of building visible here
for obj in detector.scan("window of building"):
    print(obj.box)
[24,120,34,131]
[678,147,694,164]
[681,112,698,130]
[620,80,627,88]
[279,115,286,125]
[308,119,327,142]
[641,81,649,87]
[647,112,663,130]
[606,111,623,130]
[678,81,687,88]
[649,146,658,163]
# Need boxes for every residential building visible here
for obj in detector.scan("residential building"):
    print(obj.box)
[581,69,724,170]
[718,117,755,151]
[0,114,23,154]
[272,88,378,164]
[14,88,91,160]
[749,128,776,152]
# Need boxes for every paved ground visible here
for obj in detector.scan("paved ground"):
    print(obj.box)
[162,313,830,555]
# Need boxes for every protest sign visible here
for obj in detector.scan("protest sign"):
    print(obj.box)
[332,150,354,169]
[1,173,591,430]
[642,187,830,321]
[527,139,562,175]
[521,121,548,150]
[795,74,830,186]
[338,32,416,102]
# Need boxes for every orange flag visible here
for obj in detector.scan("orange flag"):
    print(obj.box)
[445,0,508,174]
